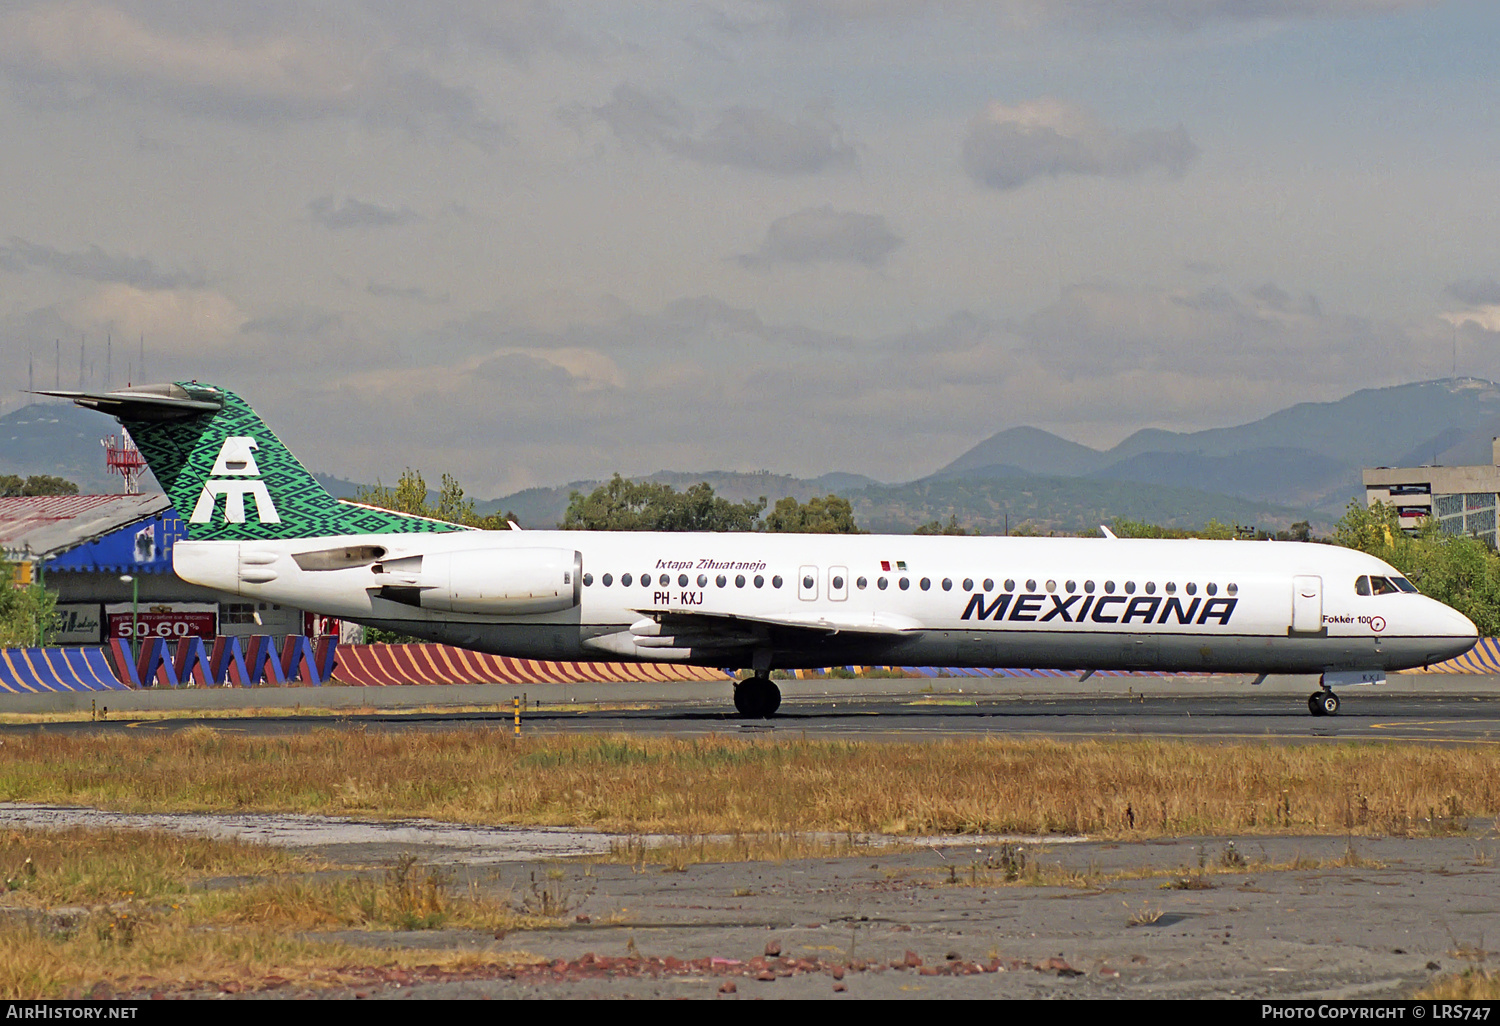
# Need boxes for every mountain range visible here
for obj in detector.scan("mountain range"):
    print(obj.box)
[6,377,1500,535]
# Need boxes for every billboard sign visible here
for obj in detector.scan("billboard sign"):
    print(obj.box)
[105,602,218,642]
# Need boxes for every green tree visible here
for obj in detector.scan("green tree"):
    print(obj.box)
[0,561,57,647]
[762,494,862,534]
[562,475,766,532]
[0,475,79,497]
[913,515,969,536]
[355,470,518,530]
[1110,518,1237,540]
[1332,500,1500,636]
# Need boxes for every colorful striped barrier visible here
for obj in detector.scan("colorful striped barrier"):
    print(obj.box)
[1400,636,1500,674]
[329,644,732,686]
[0,647,132,693]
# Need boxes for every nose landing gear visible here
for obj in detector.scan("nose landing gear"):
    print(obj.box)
[734,676,781,718]
[1307,688,1340,717]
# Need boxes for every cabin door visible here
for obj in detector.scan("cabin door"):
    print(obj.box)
[1292,576,1323,633]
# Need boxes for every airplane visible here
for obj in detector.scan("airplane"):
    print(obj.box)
[38,381,1479,718]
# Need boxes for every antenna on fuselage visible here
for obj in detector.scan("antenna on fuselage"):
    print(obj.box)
[1099,525,1118,539]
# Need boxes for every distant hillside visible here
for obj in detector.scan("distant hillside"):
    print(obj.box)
[0,402,159,494]
[845,475,1326,537]
[933,378,1500,514]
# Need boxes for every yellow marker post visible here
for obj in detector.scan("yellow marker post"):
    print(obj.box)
[514,696,520,736]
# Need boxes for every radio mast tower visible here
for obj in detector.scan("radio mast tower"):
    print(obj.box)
[102,430,148,495]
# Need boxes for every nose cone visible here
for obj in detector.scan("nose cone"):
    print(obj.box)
[1430,600,1479,662]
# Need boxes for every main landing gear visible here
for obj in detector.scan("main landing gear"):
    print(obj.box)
[734,676,781,718]
[1307,686,1340,717]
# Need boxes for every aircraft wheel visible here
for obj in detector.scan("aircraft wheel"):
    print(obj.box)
[761,680,781,717]
[733,677,781,718]
[1318,690,1340,716]
[1308,692,1325,716]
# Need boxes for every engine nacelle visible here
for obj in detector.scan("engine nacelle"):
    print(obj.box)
[415,548,582,614]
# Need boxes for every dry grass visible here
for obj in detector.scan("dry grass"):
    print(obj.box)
[0,826,541,998]
[1416,969,1500,999]
[0,825,306,907]
[0,730,1494,839]
[606,831,900,870]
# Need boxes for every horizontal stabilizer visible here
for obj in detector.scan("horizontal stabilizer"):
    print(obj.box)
[32,383,224,421]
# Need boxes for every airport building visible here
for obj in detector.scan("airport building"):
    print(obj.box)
[1363,439,1500,546]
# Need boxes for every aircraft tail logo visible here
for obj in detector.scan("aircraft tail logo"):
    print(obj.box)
[189,437,282,525]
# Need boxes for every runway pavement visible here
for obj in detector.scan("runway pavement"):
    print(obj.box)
[3,672,1498,743]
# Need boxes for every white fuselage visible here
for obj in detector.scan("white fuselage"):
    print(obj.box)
[173,529,1478,674]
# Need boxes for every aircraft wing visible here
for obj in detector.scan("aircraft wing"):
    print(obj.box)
[630,608,924,639]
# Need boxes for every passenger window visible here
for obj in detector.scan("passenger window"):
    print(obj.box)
[716,575,726,588]
[602,573,613,587]
[984,579,995,592]
[1206,583,1218,596]
[833,575,845,590]
[1065,580,1076,593]
[754,575,765,588]
[899,578,910,591]
[772,575,783,588]
[1124,581,1135,594]
[857,576,868,589]
[920,577,931,591]
[1165,582,1176,594]
[1185,583,1196,595]
[962,578,974,591]
[622,573,633,587]
[1104,581,1115,594]
[942,578,952,591]
[878,577,888,590]
[1026,579,1037,592]
[1084,580,1095,593]
[803,575,815,590]
[644,574,654,587]
[698,574,708,588]
[583,573,594,586]
[679,574,689,587]
[1226,583,1238,595]
[1144,582,1156,595]
[736,574,746,588]
[1004,579,1015,591]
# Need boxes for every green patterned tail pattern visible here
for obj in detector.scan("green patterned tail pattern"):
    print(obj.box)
[118,382,464,542]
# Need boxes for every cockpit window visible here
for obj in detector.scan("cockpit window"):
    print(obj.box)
[1357,575,1410,596]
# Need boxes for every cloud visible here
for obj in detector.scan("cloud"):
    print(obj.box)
[742,1,1435,33]
[1014,282,1411,382]
[738,206,902,268]
[239,306,344,338]
[0,237,207,290]
[0,2,505,143]
[962,97,1196,190]
[584,83,856,175]
[1445,279,1500,306]
[307,195,422,230]
[367,281,450,305]
[70,284,248,351]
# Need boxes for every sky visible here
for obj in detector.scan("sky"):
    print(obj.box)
[2,0,1500,496]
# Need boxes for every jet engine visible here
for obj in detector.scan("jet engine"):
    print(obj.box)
[375,548,581,615]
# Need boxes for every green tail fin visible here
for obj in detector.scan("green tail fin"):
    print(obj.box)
[45,382,463,542]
